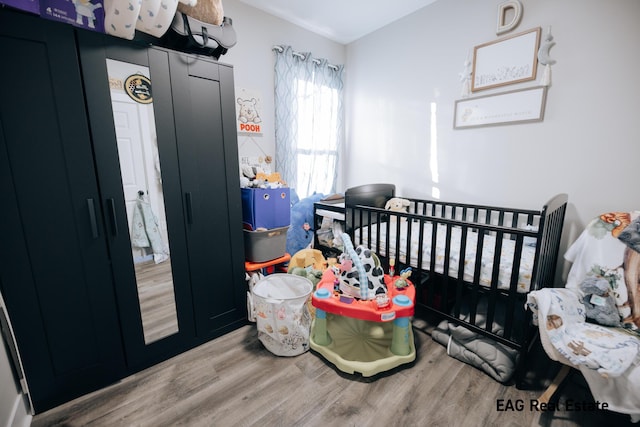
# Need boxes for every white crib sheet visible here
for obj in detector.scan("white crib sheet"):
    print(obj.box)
[355,220,536,293]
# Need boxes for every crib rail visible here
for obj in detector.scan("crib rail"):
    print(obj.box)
[530,193,568,292]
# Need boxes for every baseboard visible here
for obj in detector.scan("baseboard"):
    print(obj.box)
[6,394,32,427]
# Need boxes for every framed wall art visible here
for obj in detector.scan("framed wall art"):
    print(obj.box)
[471,27,541,92]
[454,86,547,129]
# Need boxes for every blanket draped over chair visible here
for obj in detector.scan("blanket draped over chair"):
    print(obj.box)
[527,211,640,422]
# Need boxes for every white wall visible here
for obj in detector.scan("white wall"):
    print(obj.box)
[0,294,31,427]
[221,0,640,279]
[0,338,31,427]
[345,0,640,243]
[222,0,345,181]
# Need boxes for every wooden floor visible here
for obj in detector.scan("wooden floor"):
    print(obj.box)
[32,320,633,427]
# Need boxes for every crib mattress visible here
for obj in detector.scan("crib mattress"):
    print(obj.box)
[356,220,536,293]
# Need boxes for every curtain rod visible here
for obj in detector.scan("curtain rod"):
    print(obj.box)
[273,45,339,71]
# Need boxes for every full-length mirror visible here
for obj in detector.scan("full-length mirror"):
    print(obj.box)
[106,59,179,344]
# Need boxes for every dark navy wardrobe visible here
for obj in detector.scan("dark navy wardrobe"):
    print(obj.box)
[0,8,246,413]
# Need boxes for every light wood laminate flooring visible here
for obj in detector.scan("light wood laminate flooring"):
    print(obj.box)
[32,320,634,427]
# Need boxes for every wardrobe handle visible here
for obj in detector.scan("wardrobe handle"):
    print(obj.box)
[107,198,119,236]
[86,198,99,239]
[185,192,193,224]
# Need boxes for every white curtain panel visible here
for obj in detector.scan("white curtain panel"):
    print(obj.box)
[274,45,344,198]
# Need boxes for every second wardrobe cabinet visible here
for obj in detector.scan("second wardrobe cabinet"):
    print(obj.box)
[79,32,247,370]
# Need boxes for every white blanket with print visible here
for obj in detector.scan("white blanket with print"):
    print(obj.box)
[526,212,640,421]
[527,288,640,420]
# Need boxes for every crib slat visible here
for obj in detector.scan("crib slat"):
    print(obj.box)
[395,215,402,267]
[453,225,468,319]
[504,233,524,340]
[415,217,426,298]
[384,214,391,268]
[404,215,412,267]
[440,223,454,313]
[468,230,485,326]
[427,220,439,308]
[485,230,504,334]
[366,209,372,248]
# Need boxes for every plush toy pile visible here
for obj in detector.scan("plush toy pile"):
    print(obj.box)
[240,160,287,189]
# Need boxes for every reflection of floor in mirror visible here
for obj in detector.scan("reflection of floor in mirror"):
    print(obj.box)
[134,258,179,344]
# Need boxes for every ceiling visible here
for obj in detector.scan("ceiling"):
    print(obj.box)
[237,0,438,45]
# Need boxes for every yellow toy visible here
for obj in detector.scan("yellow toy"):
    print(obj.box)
[255,172,286,186]
[287,248,327,272]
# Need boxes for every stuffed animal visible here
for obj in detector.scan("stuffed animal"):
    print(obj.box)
[289,267,323,288]
[580,275,621,327]
[255,172,285,186]
[394,267,412,289]
[178,0,224,26]
[286,192,325,256]
[385,197,410,213]
[288,248,326,273]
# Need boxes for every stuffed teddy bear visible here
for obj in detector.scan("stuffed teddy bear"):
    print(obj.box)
[384,197,410,213]
[288,248,327,273]
[580,275,621,327]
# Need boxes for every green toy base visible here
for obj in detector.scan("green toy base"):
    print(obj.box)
[310,314,416,377]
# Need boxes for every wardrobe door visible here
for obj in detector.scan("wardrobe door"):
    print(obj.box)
[169,54,247,337]
[0,10,126,413]
[78,33,197,370]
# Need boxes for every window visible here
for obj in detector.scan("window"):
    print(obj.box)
[274,46,344,198]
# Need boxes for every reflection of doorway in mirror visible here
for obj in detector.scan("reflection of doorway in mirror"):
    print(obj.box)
[111,94,169,262]
[107,59,179,344]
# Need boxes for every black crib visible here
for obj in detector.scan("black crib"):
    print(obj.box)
[343,187,568,384]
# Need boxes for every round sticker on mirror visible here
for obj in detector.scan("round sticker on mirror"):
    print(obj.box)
[124,74,153,104]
